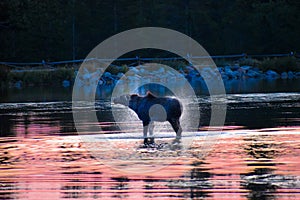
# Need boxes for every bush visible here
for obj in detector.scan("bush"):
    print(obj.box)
[0,65,10,82]
[106,65,129,75]
[0,65,10,88]
[238,57,261,67]
[158,60,188,71]
[7,68,75,86]
[258,57,299,72]
[213,58,232,67]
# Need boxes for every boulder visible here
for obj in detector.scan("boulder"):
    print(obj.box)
[224,66,233,74]
[156,67,165,74]
[288,71,294,79]
[217,67,224,73]
[240,65,251,71]
[117,72,124,78]
[128,67,139,75]
[127,75,141,81]
[103,71,112,77]
[265,70,279,79]
[231,64,240,70]
[14,80,22,89]
[281,72,288,79]
[247,70,262,78]
[62,80,70,87]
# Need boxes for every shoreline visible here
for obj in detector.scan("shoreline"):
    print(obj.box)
[1,57,300,89]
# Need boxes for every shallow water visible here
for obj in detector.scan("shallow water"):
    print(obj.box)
[0,84,300,199]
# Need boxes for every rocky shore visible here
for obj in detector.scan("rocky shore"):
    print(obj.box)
[2,57,300,89]
[74,64,300,89]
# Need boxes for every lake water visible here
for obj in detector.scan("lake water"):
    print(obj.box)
[0,79,300,199]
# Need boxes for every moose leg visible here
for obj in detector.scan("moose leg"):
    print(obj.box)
[148,121,155,144]
[169,119,182,139]
[143,121,150,144]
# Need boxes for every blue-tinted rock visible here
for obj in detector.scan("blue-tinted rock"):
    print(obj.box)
[224,66,233,73]
[117,72,124,78]
[240,65,251,71]
[247,70,262,78]
[224,66,235,79]
[217,67,224,73]
[103,72,112,77]
[281,72,288,79]
[62,80,70,87]
[221,73,229,80]
[265,70,279,79]
[231,64,240,70]
[288,71,294,79]
[14,80,22,89]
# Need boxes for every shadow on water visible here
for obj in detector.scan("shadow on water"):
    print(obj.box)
[110,177,130,199]
[189,161,212,199]
[61,179,88,199]
[0,181,18,200]
[243,168,277,200]
[241,135,278,200]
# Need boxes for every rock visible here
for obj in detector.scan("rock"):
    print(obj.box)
[190,69,200,76]
[138,68,146,75]
[199,67,216,79]
[156,67,165,74]
[265,70,279,79]
[127,75,141,81]
[74,70,78,77]
[221,73,229,80]
[176,73,185,79]
[247,70,262,78]
[217,67,224,73]
[240,65,251,71]
[231,64,240,70]
[281,72,288,79]
[14,80,22,89]
[62,80,70,87]
[128,67,139,75]
[82,72,92,80]
[185,66,195,73]
[231,70,241,79]
[103,72,112,77]
[117,72,124,78]
[227,71,238,79]
[288,71,294,79]
[98,79,105,85]
[224,66,233,74]
[226,67,241,79]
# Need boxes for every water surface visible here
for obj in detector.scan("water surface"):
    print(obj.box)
[0,80,300,199]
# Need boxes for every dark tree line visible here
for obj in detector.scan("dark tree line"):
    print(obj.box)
[0,0,299,62]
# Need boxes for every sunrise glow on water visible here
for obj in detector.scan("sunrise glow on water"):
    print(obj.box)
[0,92,299,199]
[1,128,300,199]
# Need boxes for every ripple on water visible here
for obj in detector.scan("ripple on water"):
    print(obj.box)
[0,130,300,199]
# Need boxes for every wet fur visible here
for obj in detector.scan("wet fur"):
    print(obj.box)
[113,92,183,144]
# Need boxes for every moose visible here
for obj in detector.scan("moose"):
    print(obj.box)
[113,92,183,145]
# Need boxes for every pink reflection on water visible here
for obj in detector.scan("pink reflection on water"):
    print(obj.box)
[0,126,300,199]
[13,116,60,137]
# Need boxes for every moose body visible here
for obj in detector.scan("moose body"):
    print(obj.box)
[113,92,183,144]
